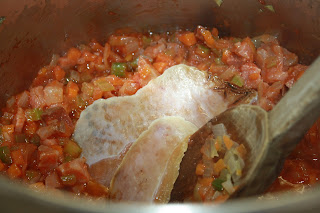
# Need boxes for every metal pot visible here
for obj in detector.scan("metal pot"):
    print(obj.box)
[0,0,319,212]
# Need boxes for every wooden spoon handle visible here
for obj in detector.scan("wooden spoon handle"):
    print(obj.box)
[269,57,320,156]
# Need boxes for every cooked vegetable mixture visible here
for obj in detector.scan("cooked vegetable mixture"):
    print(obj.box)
[192,123,247,202]
[0,25,315,200]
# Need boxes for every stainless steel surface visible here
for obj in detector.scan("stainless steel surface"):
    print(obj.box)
[0,0,320,212]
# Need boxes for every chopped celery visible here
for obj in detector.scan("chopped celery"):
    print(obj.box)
[0,146,12,164]
[0,16,5,25]
[266,56,277,68]
[142,36,152,47]
[94,79,115,92]
[60,174,77,186]
[111,62,127,77]
[64,140,82,158]
[76,95,87,109]
[215,0,223,7]
[214,57,224,65]
[265,5,275,13]
[196,44,210,57]
[212,178,225,191]
[80,71,93,83]
[25,108,43,121]
[128,57,139,71]
[231,75,244,87]
[30,134,40,146]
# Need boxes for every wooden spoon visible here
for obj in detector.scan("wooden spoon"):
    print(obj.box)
[171,57,320,201]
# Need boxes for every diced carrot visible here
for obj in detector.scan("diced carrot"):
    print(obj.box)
[153,62,168,74]
[199,177,214,186]
[0,161,5,171]
[11,150,24,166]
[196,163,205,176]
[2,125,15,135]
[236,144,247,159]
[178,32,197,46]
[92,87,103,100]
[51,145,63,157]
[249,73,260,81]
[67,48,82,62]
[200,28,216,48]
[213,159,226,174]
[7,163,22,179]
[24,121,38,136]
[223,135,234,150]
[66,81,79,99]
[53,66,66,81]
[222,49,232,64]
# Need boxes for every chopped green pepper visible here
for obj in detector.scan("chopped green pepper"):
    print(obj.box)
[111,62,127,77]
[0,16,5,25]
[196,44,210,57]
[60,174,77,186]
[231,75,244,87]
[0,146,12,164]
[128,57,139,71]
[214,57,224,65]
[64,140,82,158]
[30,134,41,146]
[25,108,43,121]
[142,36,152,47]
[265,5,275,13]
[76,95,87,109]
[26,170,41,182]
[212,178,225,191]
[15,133,28,143]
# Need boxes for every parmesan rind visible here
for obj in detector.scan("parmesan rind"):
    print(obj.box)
[109,116,198,202]
[74,64,227,166]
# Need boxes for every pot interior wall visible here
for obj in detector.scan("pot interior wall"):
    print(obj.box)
[0,0,319,108]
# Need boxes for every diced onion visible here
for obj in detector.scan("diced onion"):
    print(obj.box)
[222,175,235,194]
[212,123,227,138]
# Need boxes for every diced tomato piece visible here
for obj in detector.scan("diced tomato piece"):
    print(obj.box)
[30,86,46,109]
[53,66,65,81]
[7,163,22,179]
[16,91,30,108]
[233,37,256,62]
[137,56,159,86]
[119,80,140,96]
[36,126,56,140]
[13,107,25,133]
[24,121,38,136]
[42,107,74,137]
[45,171,63,188]
[56,158,90,184]
[222,49,243,67]
[38,145,62,173]
[42,139,58,146]
[240,63,262,89]
[66,81,79,99]
[11,150,24,166]
[44,80,64,106]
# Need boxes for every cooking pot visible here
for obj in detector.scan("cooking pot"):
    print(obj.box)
[0,0,319,212]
